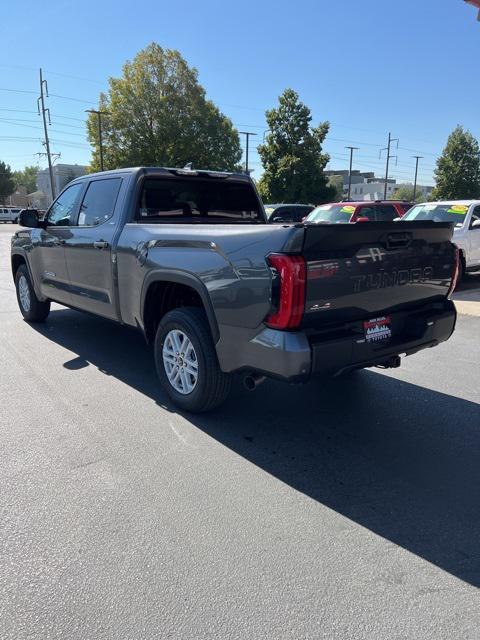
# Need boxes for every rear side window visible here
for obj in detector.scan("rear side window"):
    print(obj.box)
[375,205,397,221]
[357,206,376,220]
[77,178,122,226]
[138,178,262,222]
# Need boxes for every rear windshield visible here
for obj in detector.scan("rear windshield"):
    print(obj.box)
[138,177,263,223]
[402,203,469,223]
[306,204,355,223]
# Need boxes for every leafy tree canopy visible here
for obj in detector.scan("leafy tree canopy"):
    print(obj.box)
[87,43,242,172]
[257,89,335,204]
[391,185,424,203]
[0,161,15,204]
[431,125,480,200]
[13,165,38,193]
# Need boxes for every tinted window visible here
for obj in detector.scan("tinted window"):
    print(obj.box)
[47,183,83,226]
[78,178,122,226]
[375,205,397,221]
[271,207,299,222]
[470,206,480,228]
[357,206,376,220]
[139,178,262,222]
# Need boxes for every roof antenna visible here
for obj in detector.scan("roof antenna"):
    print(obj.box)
[183,162,193,170]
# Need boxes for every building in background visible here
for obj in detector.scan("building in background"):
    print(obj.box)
[325,169,433,201]
[36,164,87,206]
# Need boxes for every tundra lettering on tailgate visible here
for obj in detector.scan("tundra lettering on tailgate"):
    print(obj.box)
[351,267,434,293]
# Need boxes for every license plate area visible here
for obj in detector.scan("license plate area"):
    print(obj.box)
[364,316,392,343]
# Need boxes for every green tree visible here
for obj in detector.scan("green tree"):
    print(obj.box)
[327,175,344,202]
[13,165,38,193]
[87,43,241,172]
[257,89,335,204]
[431,126,480,200]
[0,161,15,204]
[391,185,424,203]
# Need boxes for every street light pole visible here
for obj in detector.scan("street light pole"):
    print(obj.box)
[239,131,257,174]
[86,109,108,171]
[345,146,359,200]
[412,155,422,202]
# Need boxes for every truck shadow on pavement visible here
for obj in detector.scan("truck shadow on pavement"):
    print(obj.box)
[34,308,480,588]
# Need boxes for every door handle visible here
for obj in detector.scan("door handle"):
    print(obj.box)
[93,240,109,250]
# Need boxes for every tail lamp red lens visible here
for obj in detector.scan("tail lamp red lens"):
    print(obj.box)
[447,244,460,299]
[265,254,306,329]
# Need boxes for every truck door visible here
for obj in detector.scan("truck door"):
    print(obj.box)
[62,177,123,320]
[31,182,84,306]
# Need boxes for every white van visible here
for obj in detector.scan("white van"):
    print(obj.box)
[0,207,22,223]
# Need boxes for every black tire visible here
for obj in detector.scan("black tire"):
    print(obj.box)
[15,264,50,322]
[154,307,231,412]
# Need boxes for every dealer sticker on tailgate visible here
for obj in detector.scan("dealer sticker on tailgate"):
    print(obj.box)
[364,316,392,343]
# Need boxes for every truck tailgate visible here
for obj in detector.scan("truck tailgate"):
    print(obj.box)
[301,221,455,326]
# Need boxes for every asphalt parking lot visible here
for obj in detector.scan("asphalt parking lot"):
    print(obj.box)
[1,223,480,640]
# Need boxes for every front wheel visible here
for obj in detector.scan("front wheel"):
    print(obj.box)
[15,265,50,322]
[154,307,231,412]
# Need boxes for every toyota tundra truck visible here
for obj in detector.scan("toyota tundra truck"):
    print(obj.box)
[11,167,458,412]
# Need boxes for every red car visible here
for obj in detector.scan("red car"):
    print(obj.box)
[305,200,412,224]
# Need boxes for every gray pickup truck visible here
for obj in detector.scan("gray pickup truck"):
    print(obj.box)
[12,167,458,411]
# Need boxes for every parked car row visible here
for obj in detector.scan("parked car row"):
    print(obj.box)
[266,197,480,281]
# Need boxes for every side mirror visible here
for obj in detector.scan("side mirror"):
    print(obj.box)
[356,216,370,223]
[471,219,480,229]
[19,209,39,228]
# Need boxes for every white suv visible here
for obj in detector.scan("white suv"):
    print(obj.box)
[402,200,480,279]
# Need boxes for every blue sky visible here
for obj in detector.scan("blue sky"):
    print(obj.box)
[2,0,479,186]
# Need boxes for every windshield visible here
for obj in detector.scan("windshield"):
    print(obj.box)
[402,203,469,224]
[139,178,264,223]
[306,204,355,223]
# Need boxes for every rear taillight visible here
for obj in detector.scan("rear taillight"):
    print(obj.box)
[265,254,306,329]
[447,245,460,299]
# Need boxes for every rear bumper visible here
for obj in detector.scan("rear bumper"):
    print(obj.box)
[220,300,456,382]
[310,300,456,377]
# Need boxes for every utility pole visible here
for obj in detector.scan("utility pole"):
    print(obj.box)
[345,146,359,200]
[86,109,109,171]
[475,152,480,197]
[412,155,422,203]
[239,131,257,174]
[38,69,55,201]
[380,132,399,200]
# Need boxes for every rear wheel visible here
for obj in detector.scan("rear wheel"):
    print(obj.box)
[15,264,50,322]
[154,307,231,412]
